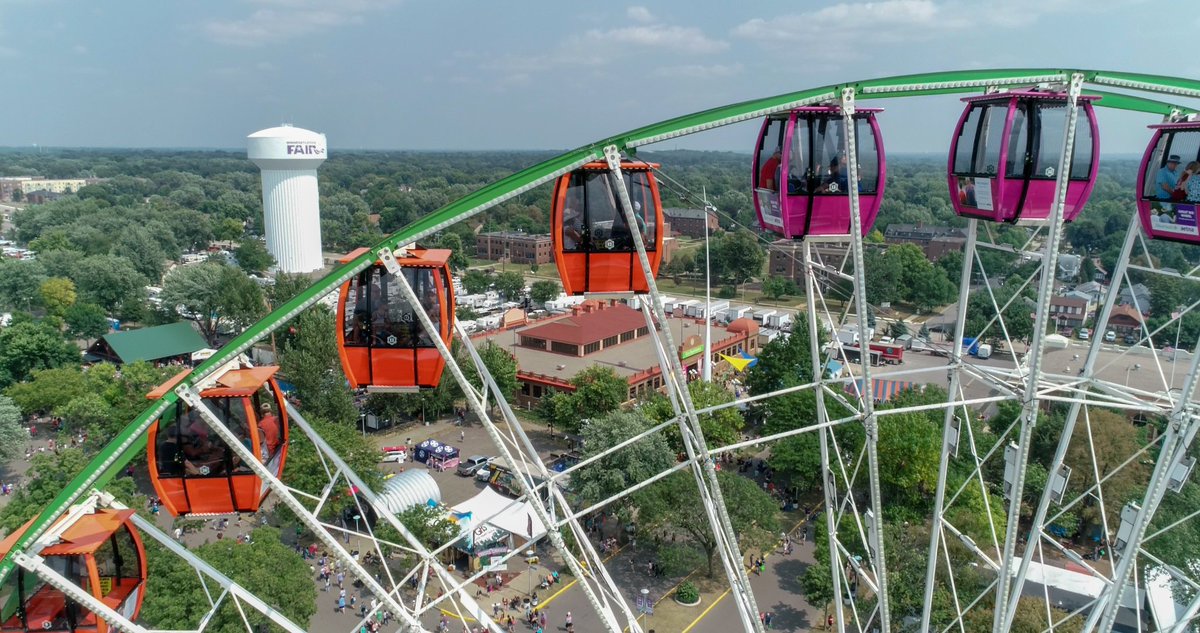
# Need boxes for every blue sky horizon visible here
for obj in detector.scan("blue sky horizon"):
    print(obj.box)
[1,1,1195,155]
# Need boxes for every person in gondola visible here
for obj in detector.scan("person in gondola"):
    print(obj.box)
[1156,154,1182,200]
[259,402,281,456]
[819,157,850,194]
[760,147,782,191]
[562,208,584,250]
[1177,160,1200,202]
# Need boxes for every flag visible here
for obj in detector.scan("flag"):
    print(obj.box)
[527,513,534,538]
[720,353,756,372]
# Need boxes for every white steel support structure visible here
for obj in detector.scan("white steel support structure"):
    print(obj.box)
[803,240,848,633]
[1007,212,1142,629]
[1084,341,1200,632]
[604,145,765,633]
[840,87,891,632]
[919,219,979,632]
[377,248,628,633]
[993,72,1086,633]
[174,386,431,632]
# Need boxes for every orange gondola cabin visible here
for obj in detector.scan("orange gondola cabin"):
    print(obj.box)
[0,508,146,633]
[551,161,664,295]
[146,365,289,516]
[336,247,455,392]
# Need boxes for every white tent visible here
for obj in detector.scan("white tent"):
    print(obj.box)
[451,487,548,544]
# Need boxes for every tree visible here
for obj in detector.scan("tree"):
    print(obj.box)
[114,227,168,283]
[637,471,779,577]
[745,319,813,396]
[0,321,80,389]
[0,449,141,531]
[140,527,317,633]
[234,238,274,275]
[437,233,470,271]
[799,558,835,616]
[72,254,148,318]
[570,366,628,423]
[963,596,1082,633]
[63,302,110,340]
[38,278,76,317]
[1064,409,1150,531]
[277,308,357,425]
[462,269,492,295]
[571,410,674,506]
[964,285,1034,343]
[529,280,560,305]
[0,259,46,312]
[643,380,744,451]
[282,414,382,497]
[213,217,245,242]
[888,319,909,339]
[712,229,765,287]
[395,504,459,549]
[464,341,519,406]
[494,271,525,300]
[761,276,798,302]
[160,262,265,343]
[0,396,26,461]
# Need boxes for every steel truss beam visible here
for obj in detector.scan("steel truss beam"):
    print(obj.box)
[378,249,628,633]
[175,387,431,632]
[603,144,764,633]
[993,72,1085,632]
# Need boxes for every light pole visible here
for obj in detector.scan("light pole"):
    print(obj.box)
[526,548,535,596]
[353,513,361,534]
[1125,363,1141,387]
[702,196,713,382]
[640,587,650,632]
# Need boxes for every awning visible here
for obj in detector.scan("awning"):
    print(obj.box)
[846,378,915,403]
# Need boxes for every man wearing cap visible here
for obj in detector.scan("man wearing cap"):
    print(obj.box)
[1157,154,1182,200]
[258,402,281,456]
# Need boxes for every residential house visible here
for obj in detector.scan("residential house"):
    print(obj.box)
[1107,305,1144,336]
[1049,296,1089,329]
[1119,283,1152,311]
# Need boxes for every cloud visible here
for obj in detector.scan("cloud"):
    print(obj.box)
[732,0,1136,46]
[478,15,727,83]
[202,0,398,46]
[733,0,965,45]
[586,24,727,55]
[653,63,744,79]
[626,6,655,23]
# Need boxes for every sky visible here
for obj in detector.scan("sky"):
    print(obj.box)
[0,0,1196,155]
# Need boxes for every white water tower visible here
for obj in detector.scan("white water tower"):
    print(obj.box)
[247,124,327,273]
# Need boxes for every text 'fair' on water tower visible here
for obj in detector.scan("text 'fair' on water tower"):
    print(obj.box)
[247,124,327,274]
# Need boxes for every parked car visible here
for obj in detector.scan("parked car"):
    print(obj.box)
[457,455,492,477]
[1124,334,1137,345]
[380,446,408,463]
[1104,330,1116,343]
[1078,328,1090,341]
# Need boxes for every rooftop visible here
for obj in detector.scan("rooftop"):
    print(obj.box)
[518,301,647,347]
[663,207,714,221]
[479,310,748,382]
[885,224,967,239]
[478,231,550,240]
[86,322,208,364]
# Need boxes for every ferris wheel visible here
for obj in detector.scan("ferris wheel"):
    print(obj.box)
[2,68,1199,633]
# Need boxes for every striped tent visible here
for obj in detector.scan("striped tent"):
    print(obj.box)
[845,378,916,403]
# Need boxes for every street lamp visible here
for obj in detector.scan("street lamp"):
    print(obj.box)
[640,587,650,632]
[1125,363,1141,387]
[526,548,535,596]
[353,514,361,534]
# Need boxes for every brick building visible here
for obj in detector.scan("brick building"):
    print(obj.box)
[884,224,966,261]
[767,239,854,285]
[477,300,760,408]
[475,231,553,265]
[663,207,719,239]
